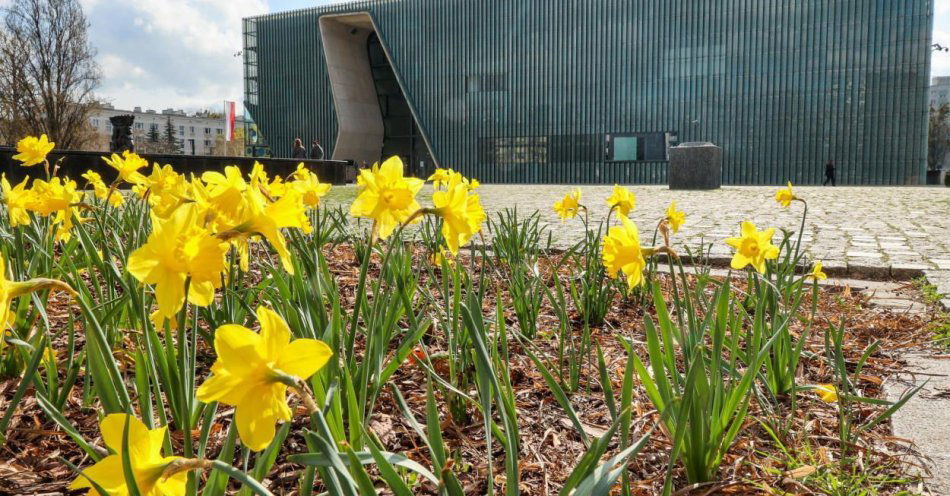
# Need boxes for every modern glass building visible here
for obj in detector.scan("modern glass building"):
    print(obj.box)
[243,0,933,185]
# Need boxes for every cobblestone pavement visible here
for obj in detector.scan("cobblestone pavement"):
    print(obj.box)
[473,185,950,304]
[329,185,950,305]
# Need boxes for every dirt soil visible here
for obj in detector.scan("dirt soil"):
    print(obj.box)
[0,246,941,495]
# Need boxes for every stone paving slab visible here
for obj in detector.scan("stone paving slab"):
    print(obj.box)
[886,354,950,495]
[470,185,950,299]
[328,184,950,300]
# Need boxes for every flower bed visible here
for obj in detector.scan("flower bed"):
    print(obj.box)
[0,135,936,495]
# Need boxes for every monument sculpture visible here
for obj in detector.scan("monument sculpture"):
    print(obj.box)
[109,115,135,153]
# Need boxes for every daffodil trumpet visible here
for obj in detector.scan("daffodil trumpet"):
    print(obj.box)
[369,207,430,243]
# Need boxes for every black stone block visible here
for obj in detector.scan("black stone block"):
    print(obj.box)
[668,142,722,190]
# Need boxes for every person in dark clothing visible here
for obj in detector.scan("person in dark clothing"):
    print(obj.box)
[823,159,836,186]
[309,139,325,160]
[292,138,308,159]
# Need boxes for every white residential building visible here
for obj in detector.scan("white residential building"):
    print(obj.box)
[87,104,246,155]
[930,77,950,108]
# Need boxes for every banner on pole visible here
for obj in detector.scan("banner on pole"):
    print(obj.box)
[224,101,236,142]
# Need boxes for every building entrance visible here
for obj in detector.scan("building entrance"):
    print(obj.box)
[367,32,432,178]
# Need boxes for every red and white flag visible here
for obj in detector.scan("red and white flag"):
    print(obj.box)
[224,101,236,142]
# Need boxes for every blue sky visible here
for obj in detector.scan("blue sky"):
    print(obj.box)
[3,0,948,113]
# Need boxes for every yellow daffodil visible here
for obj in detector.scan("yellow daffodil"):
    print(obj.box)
[291,164,331,208]
[432,180,486,255]
[248,161,270,190]
[200,166,249,225]
[428,168,455,189]
[807,261,828,280]
[814,384,838,403]
[665,201,686,233]
[127,204,229,323]
[553,188,582,221]
[1,255,75,329]
[429,248,456,268]
[134,164,186,218]
[350,156,424,240]
[1,174,33,227]
[221,188,311,274]
[102,150,148,185]
[69,414,186,496]
[26,177,76,215]
[774,181,797,208]
[25,177,83,241]
[13,134,54,167]
[605,185,635,216]
[266,175,288,198]
[602,214,646,290]
[725,221,780,274]
[467,178,480,190]
[141,163,183,198]
[196,306,332,451]
[82,170,123,207]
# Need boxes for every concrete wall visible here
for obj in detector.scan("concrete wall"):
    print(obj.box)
[319,14,383,166]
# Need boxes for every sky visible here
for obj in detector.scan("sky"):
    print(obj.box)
[3,0,950,114]
[72,0,332,113]
[933,0,950,77]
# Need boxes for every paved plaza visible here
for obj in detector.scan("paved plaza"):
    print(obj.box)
[330,184,950,305]
[478,185,950,302]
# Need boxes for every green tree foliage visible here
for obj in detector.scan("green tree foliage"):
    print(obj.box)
[162,116,180,154]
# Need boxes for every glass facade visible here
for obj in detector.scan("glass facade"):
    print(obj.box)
[245,0,932,185]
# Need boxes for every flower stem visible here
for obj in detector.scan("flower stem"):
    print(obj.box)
[161,458,213,480]
[292,379,320,415]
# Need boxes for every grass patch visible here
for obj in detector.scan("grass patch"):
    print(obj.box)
[757,439,920,496]
[912,277,950,346]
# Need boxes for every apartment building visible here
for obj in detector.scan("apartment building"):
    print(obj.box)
[88,104,245,156]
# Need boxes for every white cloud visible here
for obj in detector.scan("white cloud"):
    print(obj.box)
[86,0,268,112]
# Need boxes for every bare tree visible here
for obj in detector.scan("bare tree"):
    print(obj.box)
[0,0,101,149]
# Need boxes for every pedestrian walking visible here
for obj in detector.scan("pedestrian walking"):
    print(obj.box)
[823,159,836,186]
[292,138,308,159]
[309,139,325,160]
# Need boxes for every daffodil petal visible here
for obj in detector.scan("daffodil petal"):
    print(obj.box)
[70,454,125,492]
[235,401,279,451]
[257,307,291,360]
[277,339,333,380]
[213,324,264,369]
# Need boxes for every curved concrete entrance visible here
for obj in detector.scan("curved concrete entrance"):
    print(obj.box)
[318,13,436,175]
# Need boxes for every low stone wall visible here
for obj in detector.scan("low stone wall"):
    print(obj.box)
[0,147,352,186]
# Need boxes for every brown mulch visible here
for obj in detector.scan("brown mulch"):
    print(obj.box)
[0,244,940,495]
